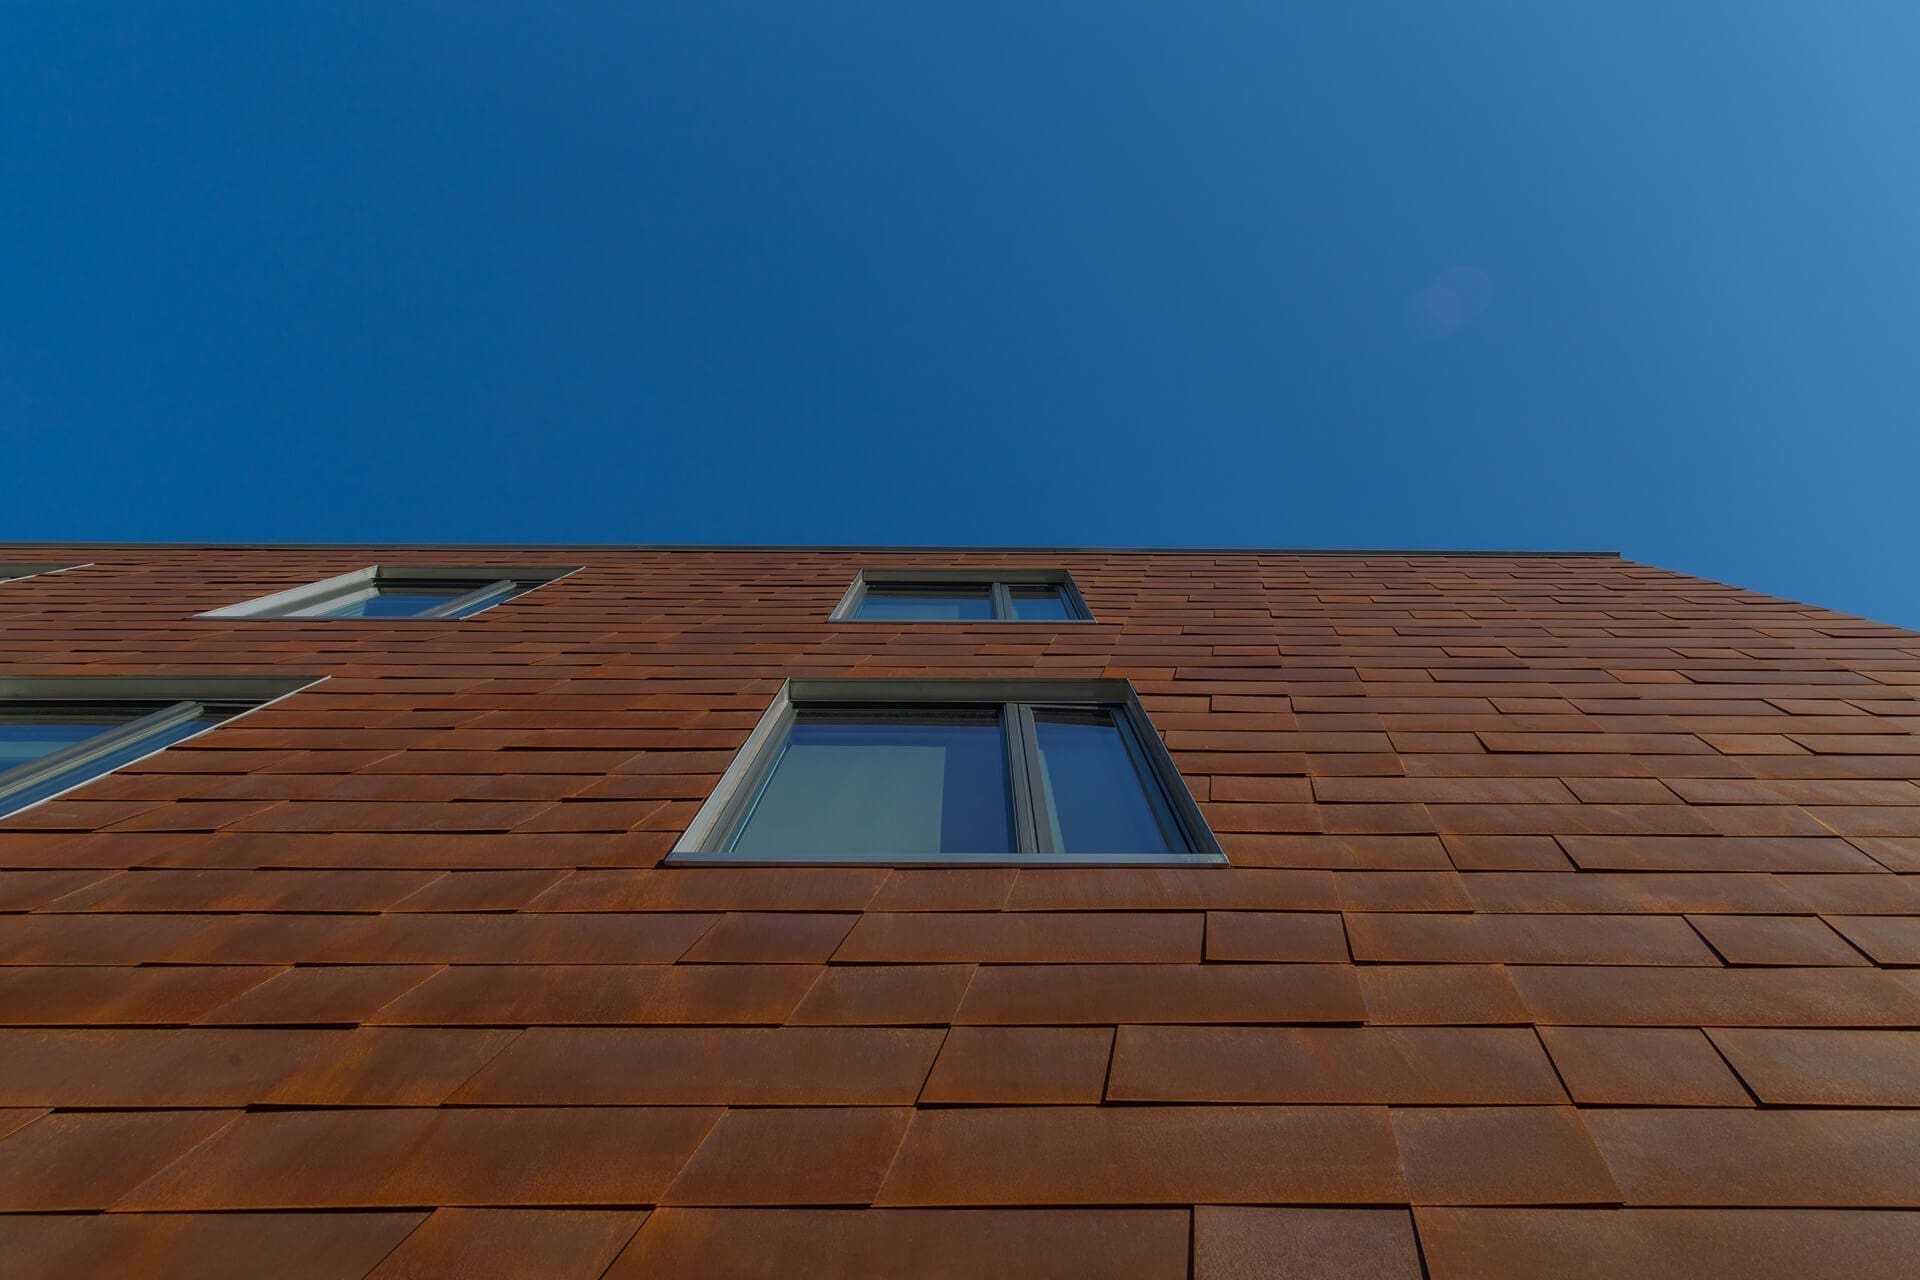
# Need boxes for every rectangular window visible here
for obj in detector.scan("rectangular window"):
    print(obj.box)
[830,569,1091,622]
[0,676,319,819]
[200,565,576,621]
[671,679,1222,866]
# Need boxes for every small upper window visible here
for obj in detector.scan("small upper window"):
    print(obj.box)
[0,676,317,819]
[670,678,1221,866]
[0,563,81,584]
[831,570,1091,622]
[200,565,575,621]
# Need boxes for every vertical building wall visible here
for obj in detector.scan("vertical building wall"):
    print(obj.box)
[0,546,1917,1277]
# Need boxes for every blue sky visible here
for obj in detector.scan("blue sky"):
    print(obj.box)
[4,5,1918,624]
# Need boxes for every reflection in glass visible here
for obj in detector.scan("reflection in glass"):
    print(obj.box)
[320,587,470,619]
[728,713,1013,855]
[0,713,215,815]
[1033,709,1183,855]
[0,720,117,770]
[854,587,995,621]
[1008,586,1074,621]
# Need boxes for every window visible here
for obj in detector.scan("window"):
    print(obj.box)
[0,676,318,819]
[830,569,1092,622]
[671,679,1222,866]
[200,565,576,621]
[0,563,81,584]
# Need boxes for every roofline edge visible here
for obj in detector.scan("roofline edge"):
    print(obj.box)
[0,542,1626,558]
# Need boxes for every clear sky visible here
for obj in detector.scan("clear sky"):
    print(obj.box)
[5,5,1918,624]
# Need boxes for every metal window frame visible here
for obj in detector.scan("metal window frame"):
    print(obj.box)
[829,568,1093,623]
[198,565,578,620]
[669,677,1224,867]
[0,675,325,819]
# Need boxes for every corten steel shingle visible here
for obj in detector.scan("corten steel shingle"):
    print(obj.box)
[0,545,1916,1276]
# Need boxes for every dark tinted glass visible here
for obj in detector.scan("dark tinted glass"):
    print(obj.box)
[854,586,994,621]
[729,712,1013,855]
[1008,585,1075,621]
[322,587,469,619]
[0,719,119,770]
[1033,709,1184,854]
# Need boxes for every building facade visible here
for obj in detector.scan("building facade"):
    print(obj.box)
[0,546,1917,1277]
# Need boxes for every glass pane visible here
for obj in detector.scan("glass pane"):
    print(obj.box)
[729,712,1013,855]
[442,582,518,618]
[0,713,215,815]
[1008,585,1075,621]
[853,586,994,621]
[0,719,123,770]
[1033,709,1185,855]
[321,586,469,619]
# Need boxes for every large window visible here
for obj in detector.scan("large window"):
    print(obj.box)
[671,679,1222,866]
[0,677,318,819]
[201,565,576,621]
[830,569,1092,622]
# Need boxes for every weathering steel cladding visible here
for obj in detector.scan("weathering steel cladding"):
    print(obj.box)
[0,545,1916,1277]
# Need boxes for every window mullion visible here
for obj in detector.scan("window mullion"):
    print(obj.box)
[1008,702,1055,854]
[1000,703,1035,854]
[989,582,1014,620]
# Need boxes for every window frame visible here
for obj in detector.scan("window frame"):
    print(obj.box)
[198,565,577,621]
[0,675,323,819]
[829,568,1093,623]
[670,677,1225,867]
